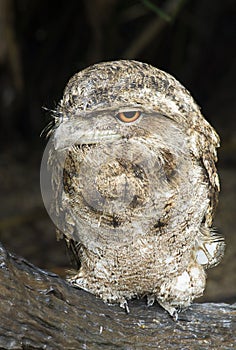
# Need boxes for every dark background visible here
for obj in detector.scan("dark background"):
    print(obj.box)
[0,0,235,302]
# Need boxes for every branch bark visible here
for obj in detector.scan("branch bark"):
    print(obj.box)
[0,242,235,349]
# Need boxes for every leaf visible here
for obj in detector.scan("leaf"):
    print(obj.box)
[141,0,171,22]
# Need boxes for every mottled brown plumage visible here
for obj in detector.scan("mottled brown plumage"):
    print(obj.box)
[47,60,225,318]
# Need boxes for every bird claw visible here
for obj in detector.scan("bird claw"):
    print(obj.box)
[158,300,179,321]
[172,309,179,321]
[120,299,130,314]
[147,294,155,307]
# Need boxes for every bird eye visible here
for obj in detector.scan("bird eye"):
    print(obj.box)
[116,111,141,123]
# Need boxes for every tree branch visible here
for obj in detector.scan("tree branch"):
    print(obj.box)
[0,242,234,349]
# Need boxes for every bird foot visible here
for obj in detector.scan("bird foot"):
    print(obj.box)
[157,300,179,321]
[146,294,155,307]
[119,299,130,314]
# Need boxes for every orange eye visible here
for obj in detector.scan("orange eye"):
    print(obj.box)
[116,111,141,123]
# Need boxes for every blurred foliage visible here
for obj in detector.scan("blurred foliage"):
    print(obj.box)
[141,0,172,21]
[0,0,235,151]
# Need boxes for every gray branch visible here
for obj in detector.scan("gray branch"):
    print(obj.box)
[0,242,234,349]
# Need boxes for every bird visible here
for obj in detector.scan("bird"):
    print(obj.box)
[43,60,225,319]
